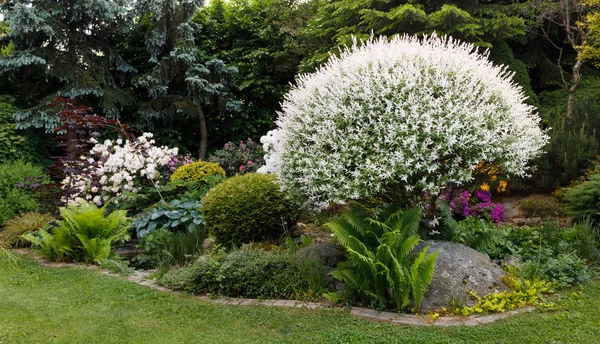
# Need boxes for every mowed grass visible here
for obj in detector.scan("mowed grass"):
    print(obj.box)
[1,254,600,344]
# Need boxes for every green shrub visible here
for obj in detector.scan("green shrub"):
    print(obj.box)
[0,96,40,164]
[0,161,48,225]
[22,202,131,263]
[158,246,328,299]
[202,173,298,248]
[170,161,225,183]
[565,173,600,224]
[0,212,54,247]
[439,206,507,260]
[520,253,592,288]
[327,205,438,311]
[514,118,598,192]
[208,139,264,177]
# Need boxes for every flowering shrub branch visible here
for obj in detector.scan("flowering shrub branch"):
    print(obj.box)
[63,133,181,206]
[259,34,549,209]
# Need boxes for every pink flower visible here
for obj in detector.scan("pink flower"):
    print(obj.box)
[247,160,253,165]
[239,165,245,171]
[224,143,229,148]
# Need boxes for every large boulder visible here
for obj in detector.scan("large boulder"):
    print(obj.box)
[417,241,509,311]
[297,242,342,268]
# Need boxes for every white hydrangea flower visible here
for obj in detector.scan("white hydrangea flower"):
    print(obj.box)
[260,34,549,209]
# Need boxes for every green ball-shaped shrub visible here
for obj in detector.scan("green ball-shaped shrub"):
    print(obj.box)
[202,173,298,248]
[170,161,225,183]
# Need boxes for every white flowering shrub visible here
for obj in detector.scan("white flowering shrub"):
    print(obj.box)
[259,35,549,209]
[62,133,180,206]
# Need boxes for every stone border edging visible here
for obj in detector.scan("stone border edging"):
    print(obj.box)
[11,249,535,327]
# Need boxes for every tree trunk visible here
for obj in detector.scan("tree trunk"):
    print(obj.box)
[198,103,208,159]
[567,58,583,128]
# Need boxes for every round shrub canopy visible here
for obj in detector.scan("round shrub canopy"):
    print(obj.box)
[201,173,298,248]
[259,35,549,209]
[170,161,225,183]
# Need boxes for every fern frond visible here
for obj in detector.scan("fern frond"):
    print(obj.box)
[410,245,439,311]
[398,235,421,259]
[400,207,421,238]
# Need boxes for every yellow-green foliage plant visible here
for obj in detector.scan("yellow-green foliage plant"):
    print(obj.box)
[0,212,54,247]
[202,173,298,248]
[456,275,554,316]
[170,161,225,184]
[22,202,131,263]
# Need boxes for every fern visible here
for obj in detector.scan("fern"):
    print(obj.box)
[327,204,438,312]
[21,202,130,263]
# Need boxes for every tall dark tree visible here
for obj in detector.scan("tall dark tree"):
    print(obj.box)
[300,0,530,72]
[193,0,319,144]
[0,0,135,131]
[134,0,238,158]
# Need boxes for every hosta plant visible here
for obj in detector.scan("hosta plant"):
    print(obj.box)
[327,205,438,311]
[259,34,548,209]
[132,199,204,240]
[22,202,130,263]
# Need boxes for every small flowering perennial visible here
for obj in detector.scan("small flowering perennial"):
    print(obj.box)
[62,133,179,206]
[259,34,549,209]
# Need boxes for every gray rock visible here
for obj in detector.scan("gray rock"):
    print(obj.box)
[417,241,509,311]
[297,242,342,268]
[500,255,522,268]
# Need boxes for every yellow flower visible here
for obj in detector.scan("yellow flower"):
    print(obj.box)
[497,180,507,193]
[480,182,490,192]
[491,175,497,181]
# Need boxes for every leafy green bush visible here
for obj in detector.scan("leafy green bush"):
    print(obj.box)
[0,161,48,225]
[132,199,206,269]
[439,206,507,260]
[208,139,264,177]
[514,118,598,192]
[520,253,592,288]
[202,173,298,248]
[170,161,225,183]
[0,212,54,247]
[158,246,328,299]
[22,202,130,263]
[0,96,39,164]
[565,173,600,224]
[327,205,438,311]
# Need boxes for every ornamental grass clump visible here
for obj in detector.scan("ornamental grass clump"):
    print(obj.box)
[259,35,548,209]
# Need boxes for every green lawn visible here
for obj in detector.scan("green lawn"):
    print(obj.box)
[1,254,599,344]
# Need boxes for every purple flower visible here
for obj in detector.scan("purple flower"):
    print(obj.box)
[474,190,492,202]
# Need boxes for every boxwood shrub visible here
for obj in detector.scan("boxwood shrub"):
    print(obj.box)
[201,173,297,248]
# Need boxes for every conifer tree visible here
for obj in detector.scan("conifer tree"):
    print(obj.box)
[0,0,135,131]
[133,0,239,159]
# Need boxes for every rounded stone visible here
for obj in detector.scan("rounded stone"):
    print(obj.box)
[297,242,342,268]
[417,241,509,311]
